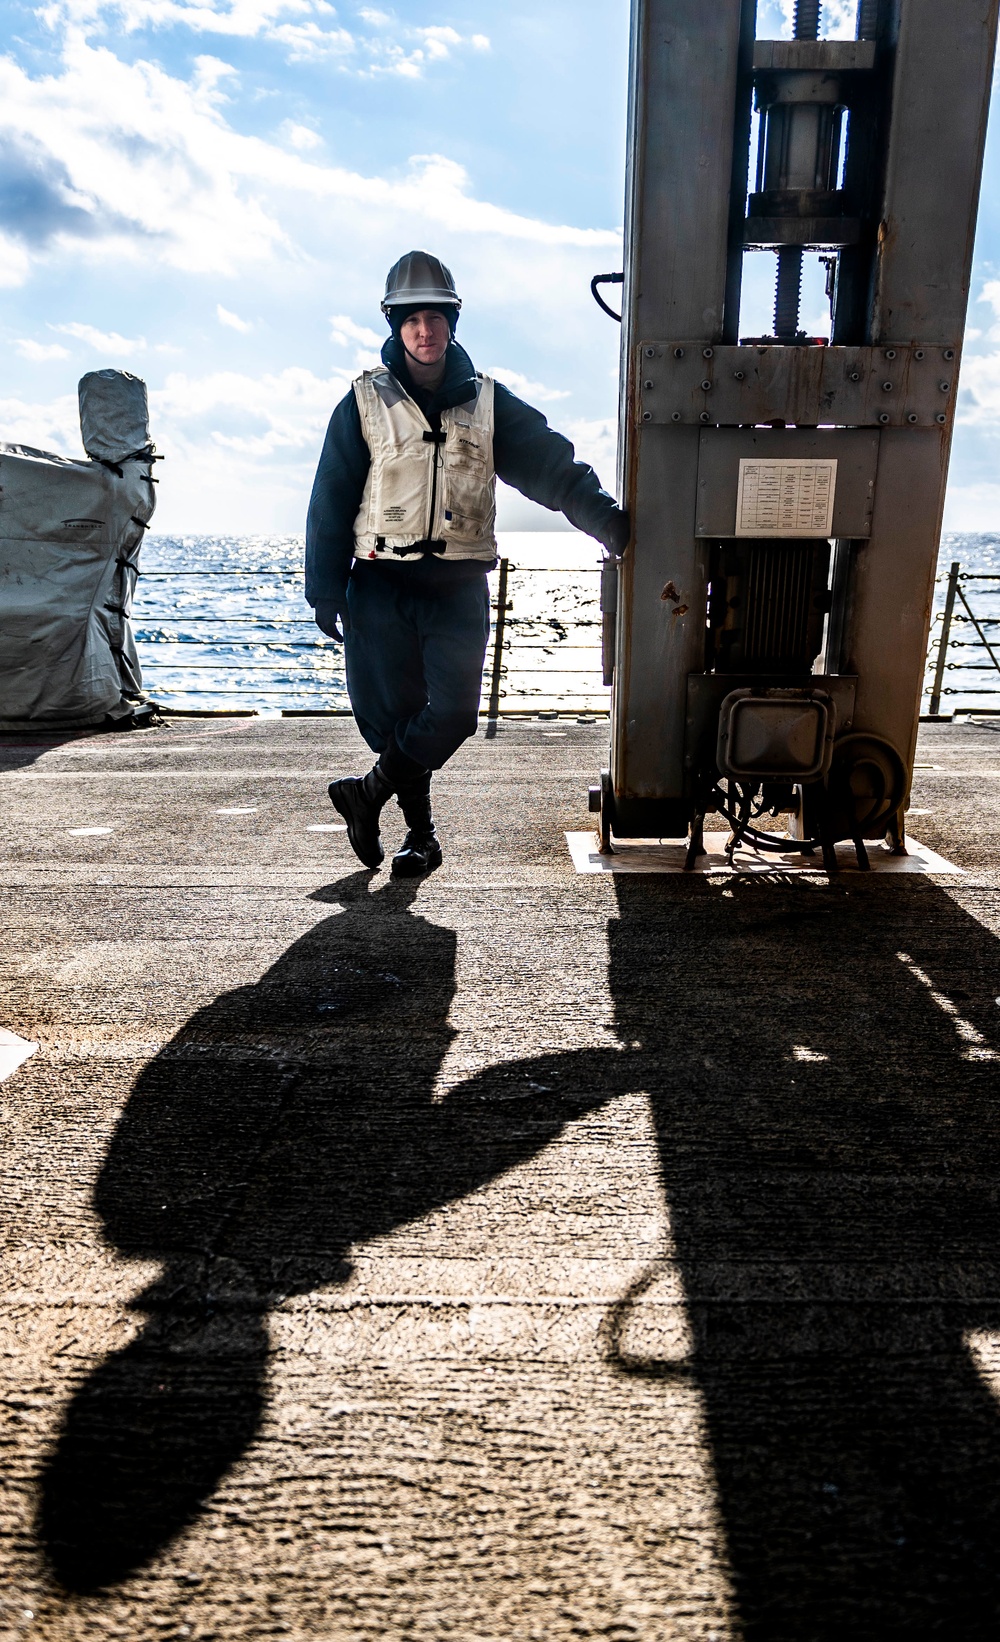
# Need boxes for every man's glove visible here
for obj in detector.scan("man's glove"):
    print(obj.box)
[314,599,349,642]
[606,507,631,556]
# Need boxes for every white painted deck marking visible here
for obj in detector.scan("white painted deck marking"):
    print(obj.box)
[566,831,963,876]
[0,1029,38,1083]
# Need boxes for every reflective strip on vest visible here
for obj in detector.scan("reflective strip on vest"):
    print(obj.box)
[352,368,497,563]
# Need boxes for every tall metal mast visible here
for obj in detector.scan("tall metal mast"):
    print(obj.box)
[595,0,999,869]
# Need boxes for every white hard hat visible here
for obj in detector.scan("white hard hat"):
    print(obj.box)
[381,250,462,315]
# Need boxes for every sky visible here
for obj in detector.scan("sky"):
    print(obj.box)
[1,0,999,534]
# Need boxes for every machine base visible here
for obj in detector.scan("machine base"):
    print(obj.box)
[566,833,961,877]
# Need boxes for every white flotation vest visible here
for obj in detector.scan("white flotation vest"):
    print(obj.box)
[352,367,497,563]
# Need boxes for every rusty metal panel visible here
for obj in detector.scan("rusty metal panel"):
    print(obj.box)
[614,425,708,804]
[694,428,880,539]
[638,342,958,427]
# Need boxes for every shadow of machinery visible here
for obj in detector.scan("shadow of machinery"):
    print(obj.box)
[38,867,1000,1637]
[456,873,1000,1639]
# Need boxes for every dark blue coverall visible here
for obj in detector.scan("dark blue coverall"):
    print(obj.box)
[305,334,627,772]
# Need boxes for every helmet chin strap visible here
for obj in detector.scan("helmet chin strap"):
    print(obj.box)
[402,340,449,372]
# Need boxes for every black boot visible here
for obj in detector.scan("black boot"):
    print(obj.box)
[328,762,394,869]
[391,784,443,878]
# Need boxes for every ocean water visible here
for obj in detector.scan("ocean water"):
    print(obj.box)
[931,534,1000,712]
[133,532,607,716]
[133,530,1000,715]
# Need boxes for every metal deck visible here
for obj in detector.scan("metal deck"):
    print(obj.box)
[2,716,1000,1638]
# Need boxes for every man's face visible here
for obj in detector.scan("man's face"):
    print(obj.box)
[399,309,451,367]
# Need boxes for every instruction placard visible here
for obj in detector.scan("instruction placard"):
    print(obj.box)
[735,458,838,538]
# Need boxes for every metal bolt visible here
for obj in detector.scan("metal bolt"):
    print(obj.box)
[642,411,652,421]
[734,370,745,381]
[939,381,951,392]
[644,380,654,390]
[703,347,714,359]
[914,349,925,360]
[878,412,890,424]
[850,371,861,382]
[700,412,712,423]
[944,348,956,361]
[936,412,947,424]
[885,348,897,360]
[671,411,682,421]
[701,380,712,391]
[907,412,919,424]
[673,347,685,359]
[882,381,894,392]
[645,347,656,358]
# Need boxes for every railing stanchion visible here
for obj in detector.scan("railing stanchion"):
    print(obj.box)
[485,558,509,739]
[929,560,960,716]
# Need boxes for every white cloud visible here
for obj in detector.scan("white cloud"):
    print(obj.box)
[15,339,71,361]
[217,302,252,331]
[943,481,1000,531]
[42,0,490,73]
[0,390,84,456]
[146,362,354,525]
[0,35,617,287]
[53,321,148,354]
[329,313,383,348]
[489,366,570,403]
[0,235,32,288]
[957,351,1000,425]
[976,278,1000,340]
[45,0,342,42]
[262,19,356,62]
[563,415,619,483]
[281,119,322,150]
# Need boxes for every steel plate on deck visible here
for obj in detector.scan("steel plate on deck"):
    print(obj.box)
[566,833,962,876]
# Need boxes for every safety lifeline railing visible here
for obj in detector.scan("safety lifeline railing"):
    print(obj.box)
[926,563,1000,715]
[132,557,611,719]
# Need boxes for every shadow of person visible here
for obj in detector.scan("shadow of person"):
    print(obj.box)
[38,870,620,1593]
[449,872,1000,1638]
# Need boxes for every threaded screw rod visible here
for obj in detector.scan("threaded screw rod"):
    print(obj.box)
[772,0,819,339]
[794,0,821,37]
[774,247,804,337]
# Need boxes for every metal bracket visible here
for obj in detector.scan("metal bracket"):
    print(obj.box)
[752,39,877,72]
[638,343,959,428]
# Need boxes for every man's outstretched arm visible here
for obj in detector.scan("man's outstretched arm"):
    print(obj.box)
[492,382,630,555]
[305,390,371,634]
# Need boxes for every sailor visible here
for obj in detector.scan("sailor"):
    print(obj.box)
[305,250,629,876]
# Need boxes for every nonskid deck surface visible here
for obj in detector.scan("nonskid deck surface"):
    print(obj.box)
[1,717,999,1640]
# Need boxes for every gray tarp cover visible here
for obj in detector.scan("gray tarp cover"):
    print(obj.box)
[0,372,156,724]
[79,369,151,464]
